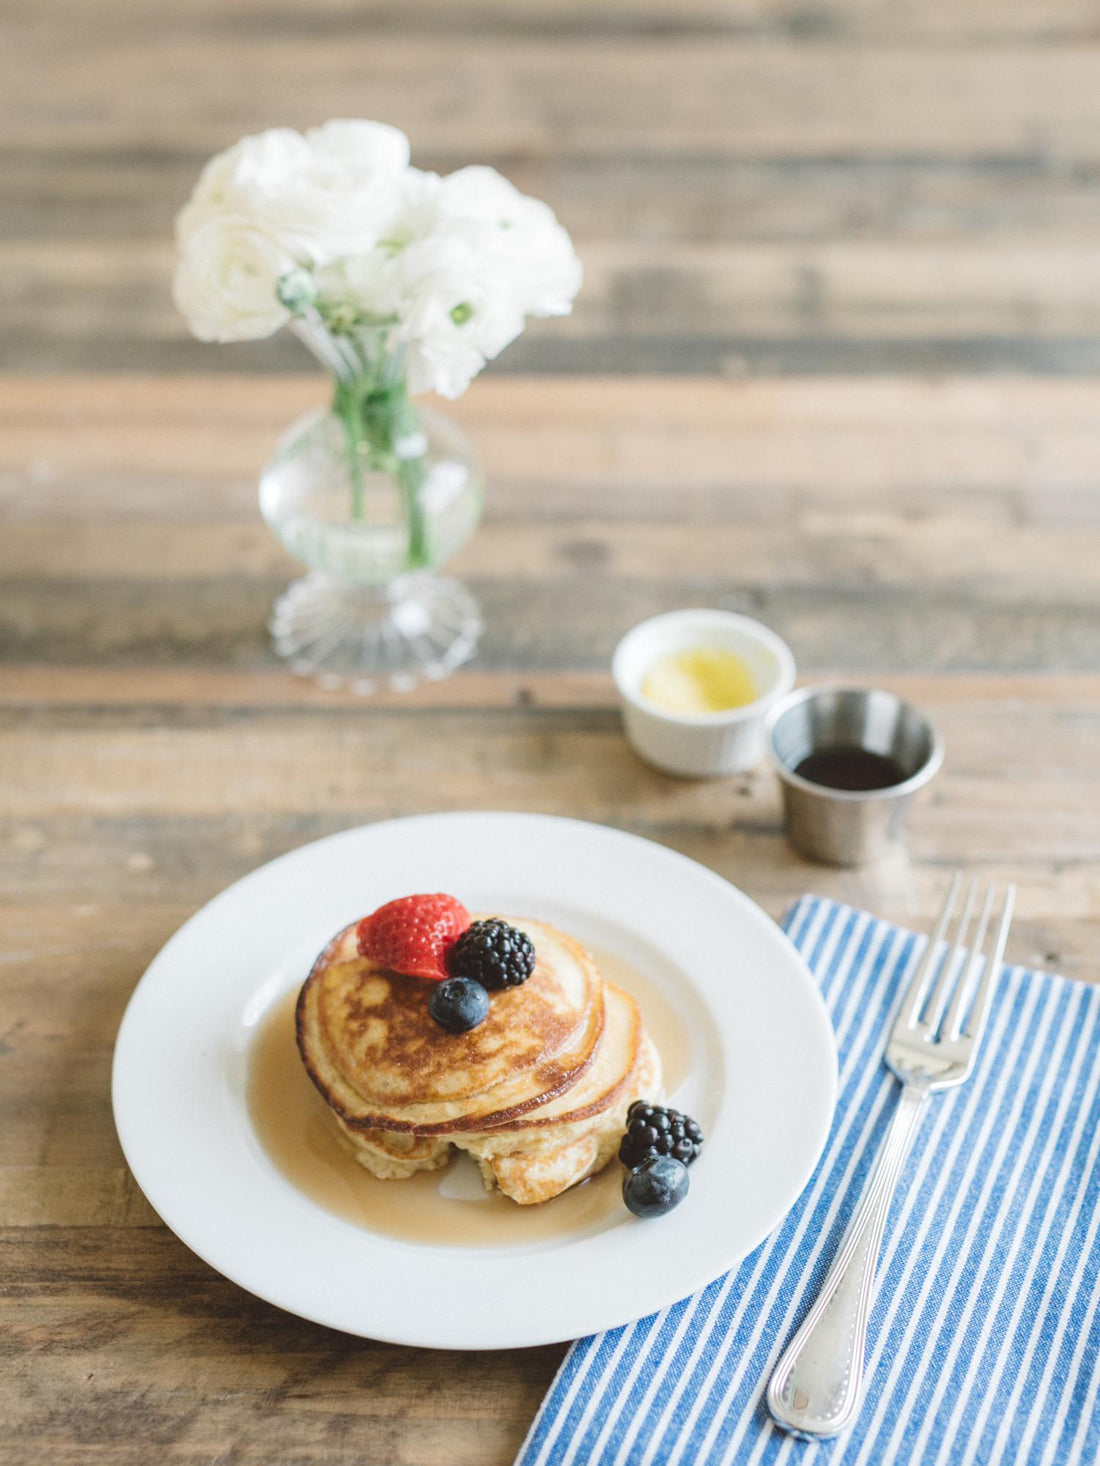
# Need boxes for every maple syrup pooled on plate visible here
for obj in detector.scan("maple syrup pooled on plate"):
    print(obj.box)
[247,946,691,1248]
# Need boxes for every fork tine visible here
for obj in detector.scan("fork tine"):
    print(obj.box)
[897,870,962,1030]
[960,885,1016,1042]
[942,884,996,1040]
[922,876,979,1038]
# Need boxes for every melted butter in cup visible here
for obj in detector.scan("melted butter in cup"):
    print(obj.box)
[612,610,796,778]
[641,646,759,715]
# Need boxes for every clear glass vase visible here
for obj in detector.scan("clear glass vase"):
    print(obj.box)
[260,322,484,692]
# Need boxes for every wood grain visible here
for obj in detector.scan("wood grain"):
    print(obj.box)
[5,373,1100,1462]
[8,35,1100,159]
[3,1224,556,1465]
[6,1,1100,1462]
[3,375,1099,679]
[7,3,1100,376]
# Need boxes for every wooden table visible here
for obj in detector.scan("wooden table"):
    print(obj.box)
[5,2,1100,1462]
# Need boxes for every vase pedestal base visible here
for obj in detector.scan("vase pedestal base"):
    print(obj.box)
[270,572,482,693]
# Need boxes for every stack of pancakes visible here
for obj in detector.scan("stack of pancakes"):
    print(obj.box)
[296,917,662,1204]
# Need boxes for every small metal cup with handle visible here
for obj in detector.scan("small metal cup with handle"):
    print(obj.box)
[766,873,1015,1439]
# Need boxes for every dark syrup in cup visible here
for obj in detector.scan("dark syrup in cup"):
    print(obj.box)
[793,746,909,792]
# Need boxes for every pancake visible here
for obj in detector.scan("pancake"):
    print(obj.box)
[328,1029,663,1195]
[297,917,605,1135]
[453,984,643,1154]
[477,1033,662,1204]
[477,1132,605,1207]
[296,912,665,1204]
[334,1124,451,1180]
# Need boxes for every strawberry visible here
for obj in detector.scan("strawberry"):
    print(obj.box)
[357,894,470,980]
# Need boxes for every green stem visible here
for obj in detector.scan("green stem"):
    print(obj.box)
[332,380,368,523]
[398,453,429,569]
[331,364,430,566]
[387,384,429,571]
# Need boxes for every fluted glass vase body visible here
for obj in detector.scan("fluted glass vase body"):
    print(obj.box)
[260,325,483,692]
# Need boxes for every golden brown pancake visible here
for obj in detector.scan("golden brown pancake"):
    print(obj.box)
[454,983,642,1142]
[476,1032,662,1204]
[328,1029,662,1201]
[296,913,664,1204]
[334,1124,451,1180]
[297,918,606,1135]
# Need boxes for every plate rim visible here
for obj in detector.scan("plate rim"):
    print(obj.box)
[112,811,837,1349]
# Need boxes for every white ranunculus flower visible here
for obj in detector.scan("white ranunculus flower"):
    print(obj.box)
[176,123,411,267]
[175,128,313,244]
[173,123,581,394]
[437,164,523,223]
[377,165,582,313]
[172,214,296,342]
[378,167,446,246]
[335,163,580,395]
[392,230,526,397]
[305,119,410,178]
[314,251,405,324]
[437,166,583,317]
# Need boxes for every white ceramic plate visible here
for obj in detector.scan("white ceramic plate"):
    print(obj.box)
[112,812,836,1350]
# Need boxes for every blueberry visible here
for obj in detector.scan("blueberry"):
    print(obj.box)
[622,1156,690,1219]
[429,977,490,1033]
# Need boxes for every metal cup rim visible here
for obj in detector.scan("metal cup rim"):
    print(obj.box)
[765,684,945,804]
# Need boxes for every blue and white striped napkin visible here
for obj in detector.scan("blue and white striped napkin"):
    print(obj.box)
[517,895,1100,1466]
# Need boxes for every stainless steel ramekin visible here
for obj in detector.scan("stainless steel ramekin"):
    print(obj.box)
[766,686,944,866]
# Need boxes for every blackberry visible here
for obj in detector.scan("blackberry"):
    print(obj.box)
[619,1101,704,1171]
[447,919,536,990]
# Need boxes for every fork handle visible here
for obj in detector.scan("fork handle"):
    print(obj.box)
[766,1082,928,1439]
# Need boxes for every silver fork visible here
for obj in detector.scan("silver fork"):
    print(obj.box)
[766,873,1016,1440]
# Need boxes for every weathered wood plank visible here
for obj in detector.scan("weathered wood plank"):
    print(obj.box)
[1,678,1098,966]
[3,375,1099,673]
[4,666,1100,711]
[2,701,1095,824]
[5,376,1100,518]
[19,331,1100,376]
[7,0,1100,1455]
[15,0,1100,43]
[8,152,1100,251]
[6,576,1100,672]
[13,239,1100,376]
[7,37,1100,162]
[1,853,1097,978]
[6,516,1100,593]
[0,667,613,710]
[2,1225,558,1465]
[8,7,1100,379]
